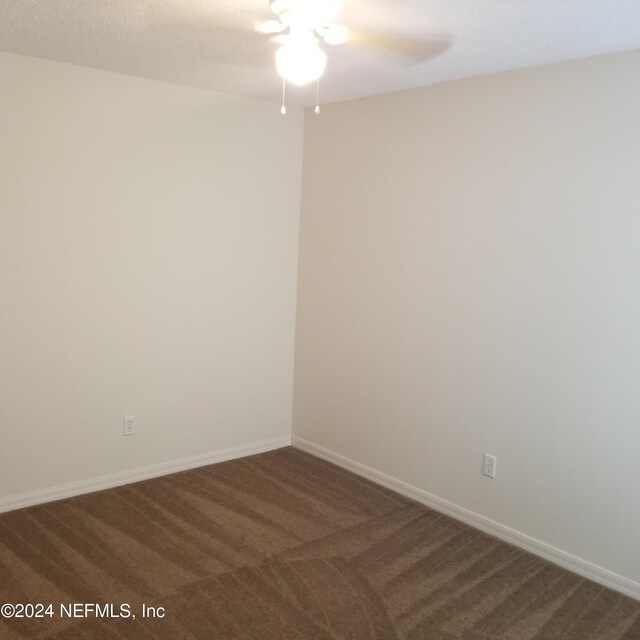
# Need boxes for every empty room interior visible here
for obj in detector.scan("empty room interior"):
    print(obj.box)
[1,1,640,638]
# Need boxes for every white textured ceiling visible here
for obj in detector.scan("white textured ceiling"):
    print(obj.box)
[1,1,640,107]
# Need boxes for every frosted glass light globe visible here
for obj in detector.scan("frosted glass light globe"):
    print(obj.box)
[276,38,327,86]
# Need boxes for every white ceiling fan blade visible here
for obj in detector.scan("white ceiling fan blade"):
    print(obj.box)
[337,0,452,63]
[350,30,453,65]
[256,19,287,34]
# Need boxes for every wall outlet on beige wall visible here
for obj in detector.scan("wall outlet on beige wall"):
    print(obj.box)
[123,416,136,437]
[483,454,497,478]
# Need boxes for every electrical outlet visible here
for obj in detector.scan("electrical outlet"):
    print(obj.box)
[483,453,497,478]
[123,416,136,436]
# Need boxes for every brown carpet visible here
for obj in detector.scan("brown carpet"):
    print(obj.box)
[1,447,638,639]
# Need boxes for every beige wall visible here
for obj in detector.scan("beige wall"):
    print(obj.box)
[294,51,640,584]
[0,52,303,498]
[2,45,639,589]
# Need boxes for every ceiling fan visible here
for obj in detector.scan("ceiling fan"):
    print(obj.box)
[254,0,452,112]
[257,0,349,87]
[148,0,452,110]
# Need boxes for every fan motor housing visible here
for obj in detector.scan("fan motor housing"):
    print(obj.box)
[269,0,340,28]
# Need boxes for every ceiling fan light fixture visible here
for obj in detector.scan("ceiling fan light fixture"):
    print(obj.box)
[276,37,327,86]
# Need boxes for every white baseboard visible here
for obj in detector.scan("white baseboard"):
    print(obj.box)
[0,436,291,514]
[293,436,640,601]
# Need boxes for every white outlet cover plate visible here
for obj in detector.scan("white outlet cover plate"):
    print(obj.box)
[123,416,136,436]
[483,454,497,478]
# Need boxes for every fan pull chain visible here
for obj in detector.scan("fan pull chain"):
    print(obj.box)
[281,78,287,115]
[314,78,321,115]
